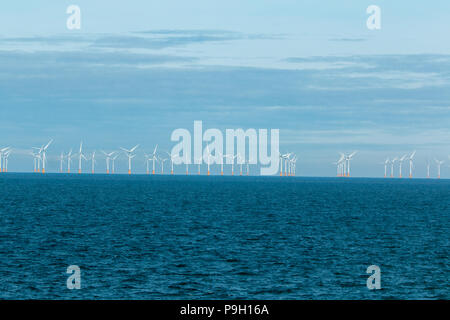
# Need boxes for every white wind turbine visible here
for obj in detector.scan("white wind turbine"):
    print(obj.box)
[3,149,11,172]
[435,159,444,179]
[195,156,202,175]
[279,152,284,176]
[40,139,53,174]
[398,154,407,178]
[0,147,11,172]
[382,158,389,178]
[336,153,345,177]
[281,153,292,176]
[111,154,119,174]
[67,149,73,173]
[144,153,152,174]
[237,153,245,176]
[224,153,237,176]
[77,141,87,174]
[345,151,357,177]
[120,145,139,174]
[289,155,297,176]
[101,151,115,174]
[218,152,226,175]
[426,159,431,179]
[408,151,416,178]
[159,156,168,174]
[166,151,177,175]
[90,151,96,174]
[59,152,65,173]
[32,145,43,172]
[390,157,398,178]
[30,151,40,173]
[150,145,158,174]
[246,156,256,176]
[204,145,213,176]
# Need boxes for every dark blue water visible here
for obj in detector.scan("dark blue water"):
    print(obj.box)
[0,174,448,299]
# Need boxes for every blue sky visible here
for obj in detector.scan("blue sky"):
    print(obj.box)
[1,1,450,176]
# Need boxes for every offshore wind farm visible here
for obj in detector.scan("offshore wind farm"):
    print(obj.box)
[0,141,448,179]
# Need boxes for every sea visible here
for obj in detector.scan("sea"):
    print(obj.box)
[0,173,448,299]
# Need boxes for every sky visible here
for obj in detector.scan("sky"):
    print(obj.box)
[1,1,450,176]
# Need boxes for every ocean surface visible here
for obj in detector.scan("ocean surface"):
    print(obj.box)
[0,173,448,299]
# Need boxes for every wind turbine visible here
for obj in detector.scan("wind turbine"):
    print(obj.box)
[159,156,168,174]
[435,159,444,179]
[237,153,244,176]
[30,151,40,173]
[101,151,115,174]
[426,159,431,179]
[111,154,119,174]
[120,145,139,174]
[224,153,237,176]
[246,156,255,176]
[3,149,11,172]
[345,151,357,177]
[289,155,297,176]
[382,158,389,178]
[90,151,96,174]
[335,153,345,177]
[77,141,87,174]
[166,151,177,175]
[408,151,416,178]
[144,153,152,174]
[40,139,53,174]
[204,146,212,176]
[279,152,284,176]
[0,147,11,172]
[398,154,407,178]
[390,157,398,178]
[281,153,292,176]
[67,149,73,173]
[150,145,158,174]
[218,152,226,175]
[196,156,202,175]
[59,152,65,173]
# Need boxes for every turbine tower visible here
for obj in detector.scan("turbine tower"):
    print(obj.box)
[390,157,398,178]
[237,153,244,176]
[120,145,139,174]
[196,156,202,175]
[383,158,389,178]
[0,147,11,172]
[111,154,119,174]
[398,154,407,178]
[40,139,53,174]
[345,151,357,177]
[150,145,158,174]
[77,141,87,174]
[408,151,416,178]
[166,151,177,175]
[159,156,168,174]
[59,152,65,173]
[101,151,115,174]
[204,146,212,176]
[435,159,444,179]
[67,149,73,173]
[90,151,96,174]
[3,149,11,172]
